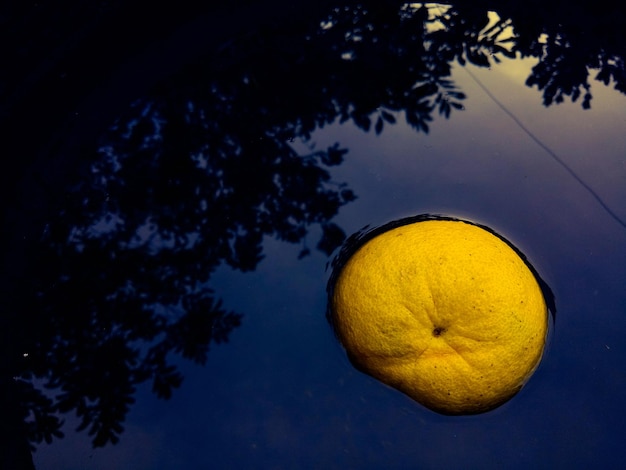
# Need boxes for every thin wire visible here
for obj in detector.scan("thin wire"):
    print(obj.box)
[463,65,626,230]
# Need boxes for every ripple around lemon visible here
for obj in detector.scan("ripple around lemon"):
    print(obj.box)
[328,215,551,415]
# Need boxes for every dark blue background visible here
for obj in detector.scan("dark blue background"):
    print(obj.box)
[3,1,626,468]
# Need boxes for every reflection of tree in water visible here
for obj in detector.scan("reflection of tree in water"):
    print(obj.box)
[11,3,476,457]
[456,0,626,108]
[16,97,355,450]
[3,0,626,466]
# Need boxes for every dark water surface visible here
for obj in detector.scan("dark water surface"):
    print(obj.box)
[2,1,626,468]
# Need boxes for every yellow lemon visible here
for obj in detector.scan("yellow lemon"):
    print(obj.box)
[329,216,549,415]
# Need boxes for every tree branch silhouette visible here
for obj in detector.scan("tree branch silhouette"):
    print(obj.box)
[2,1,626,466]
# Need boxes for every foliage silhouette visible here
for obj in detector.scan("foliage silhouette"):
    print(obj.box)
[2,0,626,467]
[13,102,356,451]
[455,0,626,108]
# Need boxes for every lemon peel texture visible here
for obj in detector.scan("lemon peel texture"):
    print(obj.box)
[329,215,551,415]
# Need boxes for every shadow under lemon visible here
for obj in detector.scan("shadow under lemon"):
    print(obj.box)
[327,214,556,415]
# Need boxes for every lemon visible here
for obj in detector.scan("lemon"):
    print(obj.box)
[329,216,549,415]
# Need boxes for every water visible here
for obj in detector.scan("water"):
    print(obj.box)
[3,1,626,468]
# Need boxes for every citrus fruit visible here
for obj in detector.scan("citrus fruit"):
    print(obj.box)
[329,216,549,415]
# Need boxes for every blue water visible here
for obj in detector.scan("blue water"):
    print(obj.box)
[9,2,626,469]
